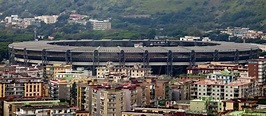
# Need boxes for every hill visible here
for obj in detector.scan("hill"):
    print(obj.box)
[0,0,265,32]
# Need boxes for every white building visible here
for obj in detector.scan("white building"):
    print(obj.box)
[4,15,19,24]
[180,36,201,41]
[206,69,239,84]
[89,19,111,30]
[54,67,92,79]
[202,37,211,41]
[35,15,59,24]
[96,62,151,79]
[195,77,259,100]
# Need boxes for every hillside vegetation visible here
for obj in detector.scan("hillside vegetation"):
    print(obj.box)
[0,0,265,32]
[0,0,265,61]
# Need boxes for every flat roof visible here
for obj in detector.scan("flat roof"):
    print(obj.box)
[9,40,259,53]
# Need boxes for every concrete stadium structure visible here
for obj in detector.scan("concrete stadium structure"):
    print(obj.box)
[9,39,259,76]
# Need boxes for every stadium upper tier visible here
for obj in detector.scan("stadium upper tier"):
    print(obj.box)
[9,39,259,68]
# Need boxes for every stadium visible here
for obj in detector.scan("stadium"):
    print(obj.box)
[9,39,259,76]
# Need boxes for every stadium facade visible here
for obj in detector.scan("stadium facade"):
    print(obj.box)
[9,39,259,76]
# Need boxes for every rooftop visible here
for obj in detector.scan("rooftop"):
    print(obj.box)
[9,40,258,53]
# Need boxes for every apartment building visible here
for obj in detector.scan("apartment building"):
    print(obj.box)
[180,36,201,41]
[84,83,139,116]
[0,77,43,98]
[248,58,266,84]
[77,79,99,110]
[169,79,195,100]
[134,76,171,106]
[14,103,76,116]
[206,69,239,84]
[48,79,70,100]
[187,62,247,75]
[122,107,186,116]
[74,111,90,116]
[89,19,111,30]
[35,15,59,24]
[194,77,259,100]
[44,64,72,80]
[78,77,147,116]
[189,97,224,115]
[223,98,258,111]
[96,62,151,79]
[55,67,92,80]
[3,98,77,116]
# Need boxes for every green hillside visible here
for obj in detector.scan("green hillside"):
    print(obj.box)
[0,0,265,31]
[0,0,265,62]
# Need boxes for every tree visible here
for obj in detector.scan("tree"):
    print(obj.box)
[146,29,156,39]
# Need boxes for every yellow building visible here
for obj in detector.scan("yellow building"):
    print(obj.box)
[45,64,72,80]
[0,79,44,98]
[77,79,98,110]
[0,83,6,98]
[74,111,90,116]
[24,82,43,97]
[223,99,257,111]
[53,64,72,74]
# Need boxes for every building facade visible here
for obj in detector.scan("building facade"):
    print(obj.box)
[48,79,70,100]
[96,62,151,79]
[89,19,111,30]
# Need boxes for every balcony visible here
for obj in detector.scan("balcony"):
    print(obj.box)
[108,105,116,108]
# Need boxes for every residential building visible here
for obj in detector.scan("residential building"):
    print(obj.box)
[0,65,45,98]
[0,83,5,97]
[189,97,224,115]
[55,67,92,80]
[180,36,201,41]
[44,64,72,81]
[248,57,266,85]
[223,98,258,111]
[154,79,170,101]
[87,83,138,116]
[4,15,19,24]
[4,15,41,28]
[221,27,265,39]
[194,77,260,100]
[3,98,62,116]
[89,19,111,30]
[74,111,90,116]
[122,107,186,116]
[0,77,43,98]
[35,15,59,24]
[202,37,211,41]
[138,77,171,106]
[187,62,247,75]
[77,79,98,110]
[96,62,151,79]
[77,76,147,116]
[14,103,76,116]
[68,14,88,25]
[169,79,195,100]
[206,69,239,84]
[48,79,70,100]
